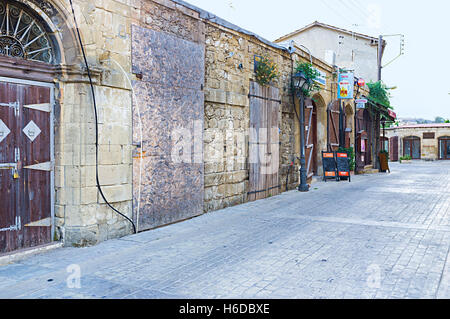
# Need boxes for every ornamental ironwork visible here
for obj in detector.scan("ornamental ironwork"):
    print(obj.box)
[0,1,53,63]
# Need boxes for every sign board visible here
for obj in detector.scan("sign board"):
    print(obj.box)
[338,72,354,99]
[388,110,397,120]
[314,68,327,86]
[356,103,366,109]
[336,152,351,182]
[355,99,368,104]
[322,152,337,182]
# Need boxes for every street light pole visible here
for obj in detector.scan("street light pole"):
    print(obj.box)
[298,92,309,192]
[292,71,310,192]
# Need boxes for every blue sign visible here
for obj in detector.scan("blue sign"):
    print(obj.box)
[338,72,354,99]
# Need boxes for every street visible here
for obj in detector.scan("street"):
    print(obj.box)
[0,161,449,299]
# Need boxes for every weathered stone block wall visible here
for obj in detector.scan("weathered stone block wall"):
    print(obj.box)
[46,0,340,246]
[202,21,336,212]
[50,0,139,246]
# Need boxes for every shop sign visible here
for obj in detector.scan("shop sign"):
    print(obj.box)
[338,72,354,99]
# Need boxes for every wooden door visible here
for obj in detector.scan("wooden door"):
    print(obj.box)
[0,81,53,254]
[403,137,421,159]
[390,136,399,161]
[439,138,450,160]
[327,100,340,151]
[248,82,280,202]
[305,99,317,179]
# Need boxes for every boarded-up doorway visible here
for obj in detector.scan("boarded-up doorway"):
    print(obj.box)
[131,26,205,231]
[248,82,280,202]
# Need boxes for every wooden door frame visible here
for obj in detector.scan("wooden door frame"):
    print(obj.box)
[403,136,421,159]
[0,76,55,241]
[438,137,450,160]
[305,100,317,178]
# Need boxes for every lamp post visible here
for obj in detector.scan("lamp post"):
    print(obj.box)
[293,71,311,192]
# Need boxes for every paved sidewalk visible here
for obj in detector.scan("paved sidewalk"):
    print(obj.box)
[0,161,449,299]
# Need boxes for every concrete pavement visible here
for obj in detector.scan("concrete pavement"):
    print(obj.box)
[0,161,449,299]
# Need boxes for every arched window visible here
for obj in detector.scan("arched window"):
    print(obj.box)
[0,1,54,64]
[438,137,450,160]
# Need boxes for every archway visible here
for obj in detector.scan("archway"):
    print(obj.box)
[311,93,326,176]
[304,97,318,178]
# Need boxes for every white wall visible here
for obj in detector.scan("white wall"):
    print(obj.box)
[286,26,379,82]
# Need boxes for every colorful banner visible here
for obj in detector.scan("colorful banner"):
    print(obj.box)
[338,72,354,99]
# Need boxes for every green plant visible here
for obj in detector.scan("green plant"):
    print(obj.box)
[379,149,389,161]
[255,55,279,86]
[400,155,412,161]
[338,146,355,171]
[294,62,321,97]
[367,81,393,109]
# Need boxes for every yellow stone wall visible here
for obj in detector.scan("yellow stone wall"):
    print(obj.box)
[23,0,363,246]
[385,126,450,160]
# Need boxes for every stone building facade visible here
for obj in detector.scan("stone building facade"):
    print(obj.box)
[274,21,385,83]
[384,124,450,161]
[0,0,363,253]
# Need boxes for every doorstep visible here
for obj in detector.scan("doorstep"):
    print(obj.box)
[0,242,63,266]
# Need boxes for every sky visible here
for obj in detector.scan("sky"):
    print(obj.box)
[186,0,450,120]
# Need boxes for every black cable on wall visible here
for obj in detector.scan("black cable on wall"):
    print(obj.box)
[69,0,137,234]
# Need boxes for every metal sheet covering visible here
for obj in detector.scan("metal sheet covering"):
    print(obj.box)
[131,25,205,231]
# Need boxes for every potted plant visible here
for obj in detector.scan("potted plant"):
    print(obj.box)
[254,55,279,86]
[399,155,412,163]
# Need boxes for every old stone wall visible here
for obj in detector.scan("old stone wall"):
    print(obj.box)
[202,20,337,212]
[29,0,344,247]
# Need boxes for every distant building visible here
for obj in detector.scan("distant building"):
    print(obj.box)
[274,21,386,82]
[383,124,450,161]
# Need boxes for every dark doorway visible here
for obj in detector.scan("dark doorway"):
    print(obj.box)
[439,137,450,160]
[403,137,421,159]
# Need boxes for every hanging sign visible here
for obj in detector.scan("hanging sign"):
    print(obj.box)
[357,78,366,87]
[314,68,327,86]
[388,110,397,120]
[338,72,354,99]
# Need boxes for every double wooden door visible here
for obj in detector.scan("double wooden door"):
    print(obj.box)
[438,138,450,160]
[0,80,53,254]
[403,137,421,159]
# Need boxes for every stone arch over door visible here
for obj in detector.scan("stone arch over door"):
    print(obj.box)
[311,93,326,176]
[0,0,85,77]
